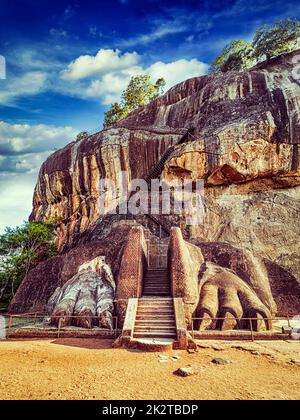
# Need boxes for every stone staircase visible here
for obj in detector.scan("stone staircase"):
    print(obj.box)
[143,268,170,296]
[133,298,176,340]
[132,265,176,340]
[119,229,189,351]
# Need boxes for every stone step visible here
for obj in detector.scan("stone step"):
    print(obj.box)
[146,273,168,276]
[143,284,170,287]
[133,331,176,339]
[134,326,176,332]
[136,316,174,320]
[144,280,169,284]
[136,312,175,321]
[138,304,173,309]
[135,319,175,325]
[145,271,168,274]
[143,278,170,284]
[137,306,174,314]
[143,280,170,284]
[139,298,173,301]
[145,273,168,276]
[139,298,172,302]
[144,273,168,276]
[140,297,173,308]
[144,282,170,284]
[135,314,175,320]
[143,291,171,295]
[137,305,174,312]
[135,325,176,330]
[144,271,169,278]
[138,312,173,316]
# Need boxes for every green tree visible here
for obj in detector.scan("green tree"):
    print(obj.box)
[210,40,254,73]
[75,131,89,142]
[0,221,57,310]
[104,75,166,128]
[103,102,129,128]
[253,18,300,62]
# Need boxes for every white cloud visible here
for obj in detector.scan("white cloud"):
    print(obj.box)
[0,121,77,155]
[0,173,37,233]
[2,45,209,107]
[49,28,68,38]
[60,49,209,104]
[120,20,188,47]
[61,49,139,81]
[0,152,50,173]
[0,71,48,105]
[84,66,141,104]
[147,59,209,91]
[0,121,77,232]
[86,58,208,104]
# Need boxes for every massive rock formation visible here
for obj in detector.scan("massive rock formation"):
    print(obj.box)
[9,50,300,320]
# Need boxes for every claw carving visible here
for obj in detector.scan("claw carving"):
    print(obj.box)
[195,263,272,331]
[47,256,115,330]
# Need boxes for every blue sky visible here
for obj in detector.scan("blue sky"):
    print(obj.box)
[0,0,300,232]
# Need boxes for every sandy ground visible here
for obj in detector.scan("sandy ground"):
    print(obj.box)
[0,338,299,400]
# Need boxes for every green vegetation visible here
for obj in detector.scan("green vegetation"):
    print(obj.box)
[104,75,166,128]
[75,131,89,142]
[211,18,300,73]
[0,221,57,310]
[253,18,300,61]
[210,40,254,73]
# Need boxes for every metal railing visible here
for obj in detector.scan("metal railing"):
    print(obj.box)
[3,313,120,339]
[190,316,298,342]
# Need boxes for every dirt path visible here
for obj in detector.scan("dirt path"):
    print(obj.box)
[0,339,299,400]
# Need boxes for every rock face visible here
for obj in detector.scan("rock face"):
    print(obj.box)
[10,50,300,319]
[30,127,183,251]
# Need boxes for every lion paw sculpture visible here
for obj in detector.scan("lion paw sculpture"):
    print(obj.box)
[195,263,272,332]
[47,256,115,329]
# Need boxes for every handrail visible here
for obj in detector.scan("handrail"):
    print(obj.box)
[4,313,120,339]
[190,316,298,342]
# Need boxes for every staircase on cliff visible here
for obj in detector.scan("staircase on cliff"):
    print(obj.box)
[142,268,171,296]
[123,130,197,240]
[133,297,176,339]
[133,238,176,340]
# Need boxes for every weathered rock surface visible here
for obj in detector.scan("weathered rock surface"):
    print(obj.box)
[9,50,300,317]
[30,128,183,251]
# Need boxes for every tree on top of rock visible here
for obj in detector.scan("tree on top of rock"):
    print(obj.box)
[103,75,166,128]
[210,40,254,73]
[253,18,300,62]
[211,18,300,73]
